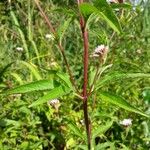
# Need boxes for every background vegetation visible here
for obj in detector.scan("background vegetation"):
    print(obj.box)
[0,0,150,149]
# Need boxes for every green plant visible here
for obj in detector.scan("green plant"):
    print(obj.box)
[0,0,150,149]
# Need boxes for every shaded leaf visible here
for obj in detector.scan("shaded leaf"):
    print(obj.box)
[99,92,149,117]
[95,142,115,150]
[92,120,113,139]
[110,3,132,9]
[57,17,72,43]
[68,121,86,140]
[0,62,14,80]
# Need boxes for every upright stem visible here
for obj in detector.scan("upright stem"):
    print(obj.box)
[77,1,91,149]
[82,29,91,150]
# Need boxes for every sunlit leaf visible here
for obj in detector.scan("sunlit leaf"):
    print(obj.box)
[29,85,71,107]
[110,3,132,9]
[4,80,54,95]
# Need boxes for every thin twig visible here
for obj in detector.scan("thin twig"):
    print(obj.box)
[34,0,79,94]
[88,63,100,96]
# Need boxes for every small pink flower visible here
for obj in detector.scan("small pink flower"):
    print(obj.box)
[92,45,109,64]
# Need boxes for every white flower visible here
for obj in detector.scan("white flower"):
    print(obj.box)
[48,99,60,110]
[107,0,125,3]
[136,49,142,54]
[120,118,132,126]
[45,34,54,40]
[107,0,118,3]
[80,119,84,125]
[16,47,23,52]
[49,99,60,105]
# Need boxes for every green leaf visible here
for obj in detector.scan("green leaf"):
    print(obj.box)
[4,80,54,95]
[29,85,71,107]
[94,0,122,33]
[110,3,132,9]
[95,142,115,150]
[68,121,86,140]
[79,1,122,33]
[92,120,113,140]
[99,92,149,118]
[96,72,150,90]
[77,145,88,150]
[56,72,73,89]
[79,3,97,17]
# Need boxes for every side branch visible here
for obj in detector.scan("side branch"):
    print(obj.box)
[34,0,79,93]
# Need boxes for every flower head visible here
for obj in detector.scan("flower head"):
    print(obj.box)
[16,47,23,52]
[80,119,85,125]
[92,44,109,64]
[48,99,60,110]
[45,34,54,40]
[107,0,118,3]
[119,118,132,127]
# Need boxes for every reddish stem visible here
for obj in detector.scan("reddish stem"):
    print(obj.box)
[77,1,91,149]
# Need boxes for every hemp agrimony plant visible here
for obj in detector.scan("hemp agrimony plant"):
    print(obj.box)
[3,0,150,149]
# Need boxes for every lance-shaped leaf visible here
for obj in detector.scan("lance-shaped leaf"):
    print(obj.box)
[29,85,71,107]
[96,72,150,90]
[79,0,122,33]
[99,92,149,118]
[4,80,54,95]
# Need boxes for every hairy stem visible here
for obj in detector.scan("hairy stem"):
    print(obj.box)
[34,0,79,93]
